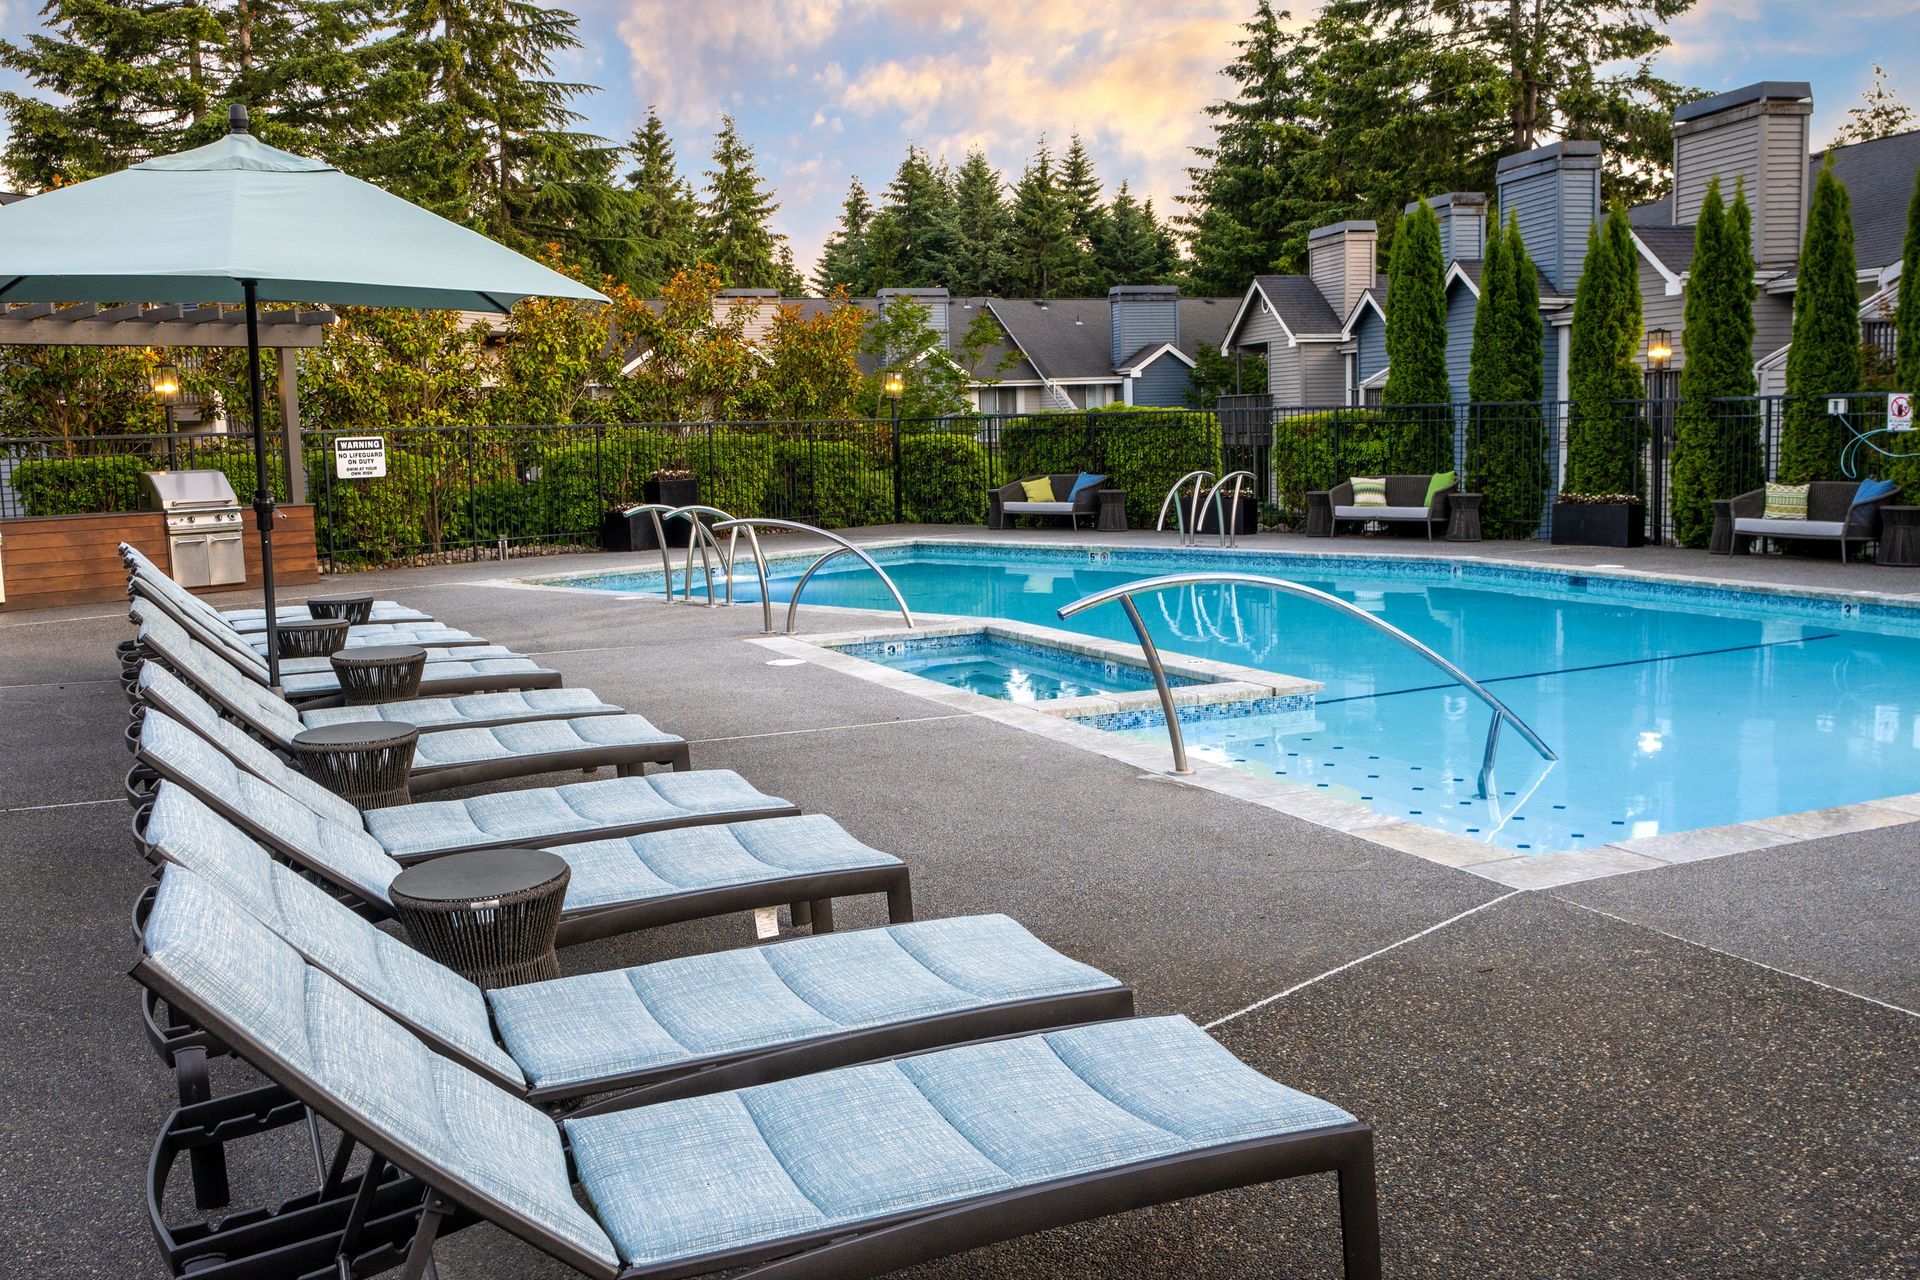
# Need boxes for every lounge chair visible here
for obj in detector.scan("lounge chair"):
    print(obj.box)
[134,664,691,798]
[119,542,434,626]
[989,473,1104,530]
[127,608,627,735]
[142,855,1123,1112]
[129,566,486,651]
[129,710,800,868]
[1729,481,1898,563]
[137,865,1380,1280]
[138,778,909,946]
[128,599,563,706]
[1324,476,1452,538]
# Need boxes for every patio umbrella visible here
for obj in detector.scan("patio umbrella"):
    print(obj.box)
[0,104,608,684]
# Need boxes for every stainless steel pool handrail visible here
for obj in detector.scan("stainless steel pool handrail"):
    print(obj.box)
[1202,471,1255,548]
[1059,572,1556,792]
[710,518,915,634]
[616,503,738,605]
[1155,470,1215,547]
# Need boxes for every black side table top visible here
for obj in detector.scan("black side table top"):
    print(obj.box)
[330,644,428,669]
[290,720,420,750]
[390,847,569,904]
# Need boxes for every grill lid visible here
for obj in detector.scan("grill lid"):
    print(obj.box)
[142,469,241,511]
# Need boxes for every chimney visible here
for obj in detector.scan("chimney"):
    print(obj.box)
[1412,192,1487,263]
[1495,140,1602,295]
[1306,221,1378,322]
[877,287,950,347]
[1108,285,1181,364]
[715,287,782,342]
[1671,80,1812,272]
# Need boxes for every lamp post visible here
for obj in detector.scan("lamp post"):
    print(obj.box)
[1644,329,1674,543]
[150,360,181,469]
[884,370,905,525]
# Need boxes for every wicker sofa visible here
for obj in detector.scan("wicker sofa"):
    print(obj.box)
[1730,481,1898,563]
[1325,476,1452,539]
[989,473,1103,530]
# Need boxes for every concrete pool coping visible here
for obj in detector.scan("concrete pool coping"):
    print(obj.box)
[517,534,1920,889]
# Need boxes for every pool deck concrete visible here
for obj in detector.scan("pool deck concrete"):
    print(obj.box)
[2,526,1916,1279]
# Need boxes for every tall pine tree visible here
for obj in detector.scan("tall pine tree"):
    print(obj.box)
[698,113,786,289]
[1565,201,1643,495]
[1059,134,1105,285]
[1092,183,1179,286]
[1383,199,1450,405]
[945,148,1011,295]
[813,177,874,294]
[626,106,699,292]
[1779,160,1862,482]
[1467,214,1547,535]
[1006,139,1082,298]
[1670,178,1758,545]
[864,146,954,290]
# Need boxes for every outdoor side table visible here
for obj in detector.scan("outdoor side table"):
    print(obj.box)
[389,848,571,988]
[330,644,427,705]
[986,489,1006,530]
[305,593,375,625]
[272,617,350,659]
[1445,493,1483,542]
[1304,490,1333,537]
[1708,499,1735,555]
[287,720,419,810]
[1096,488,1128,532]
[1878,505,1920,567]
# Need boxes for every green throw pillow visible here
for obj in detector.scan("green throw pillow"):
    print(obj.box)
[1020,476,1057,503]
[1763,483,1809,521]
[1351,477,1388,507]
[1425,472,1456,506]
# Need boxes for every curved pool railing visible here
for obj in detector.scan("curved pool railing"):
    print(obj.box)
[709,519,915,635]
[1202,471,1256,548]
[1155,470,1215,546]
[616,503,738,606]
[1059,572,1555,793]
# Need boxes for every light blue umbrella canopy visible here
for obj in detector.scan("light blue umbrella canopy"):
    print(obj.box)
[0,107,608,681]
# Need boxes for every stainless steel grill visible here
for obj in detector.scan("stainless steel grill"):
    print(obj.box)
[143,470,245,588]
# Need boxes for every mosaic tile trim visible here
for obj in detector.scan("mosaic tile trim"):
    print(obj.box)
[830,632,1201,689]
[1072,694,1315,732]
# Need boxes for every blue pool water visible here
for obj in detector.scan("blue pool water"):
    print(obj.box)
[551,543,1920,854]
[832,633,1178,702]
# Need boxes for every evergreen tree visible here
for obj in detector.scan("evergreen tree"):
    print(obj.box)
[1779,160,1862,482]
[1831,63,1917,147]
[1466,214,1546,535]
[1093,183,1179,286]
[698,113,786,289]
[1565,202,1643,495]
[1670,178,1759,545]
[1467,214,1514,402]
[1060,134,1105,280]
[813,177,873,294]
[1896,168,1920,401]
[864,146,954,290]
[626,106,699,291]
[944,148,1011,295]
[1383,199,1450,405]
[1006,139,1083,298]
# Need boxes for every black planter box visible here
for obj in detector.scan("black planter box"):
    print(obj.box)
[603,476,704,551]
[1551,501,1645,548]
[1197,498,1259,535]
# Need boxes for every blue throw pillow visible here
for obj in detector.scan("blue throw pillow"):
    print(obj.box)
[1067,472,1105,500]
[1853,478,1898,506]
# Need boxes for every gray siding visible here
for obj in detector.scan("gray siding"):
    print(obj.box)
[1674,115,1760,227]
[1132,352,1193,407]
[1444,283,1477,402]
[1497,155,1600,293]
[1233,295,1287,354]
[1308,230,1376,323]
[1673,102,1809,272]
[1760,111,1810,268]
[1638,256,1687,373]
[1267,343,1303,401]
[1354,307,1388,387]
[1110,296,1179,364]
[1539,315,1561,405]
[1300,344,1346,405]
[1436,206,1485,262]
[1752,293,1794,366]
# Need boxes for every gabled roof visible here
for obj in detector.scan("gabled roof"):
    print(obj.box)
[1628,125,1920,271]
[1340,278,1389,338]
[1177,296,1235,357]
[1250,274,1343,335]
[986,298,1116,380]
[1443,259,1572,305]
[1633,225,1697,277]
[1115,341,1196,373]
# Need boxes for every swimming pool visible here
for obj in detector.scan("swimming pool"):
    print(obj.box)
[547,541,1920,855]
[831,632,1185,702]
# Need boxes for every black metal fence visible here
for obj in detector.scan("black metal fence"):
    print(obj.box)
[4,395,1903,564]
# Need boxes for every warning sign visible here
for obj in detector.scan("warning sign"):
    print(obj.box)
[1890,392,1914,433]
[333,436,388,479]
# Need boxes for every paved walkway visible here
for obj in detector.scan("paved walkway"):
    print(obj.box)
[1,529,1915,1279]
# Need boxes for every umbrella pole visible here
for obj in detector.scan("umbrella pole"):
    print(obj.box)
[243,279,282,689]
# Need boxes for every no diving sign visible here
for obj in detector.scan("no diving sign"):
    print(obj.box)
[333,436,388,478]
[1891,392,1914,433]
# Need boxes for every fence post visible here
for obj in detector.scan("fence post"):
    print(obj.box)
[890,411,903,524]
[466,427,478,562]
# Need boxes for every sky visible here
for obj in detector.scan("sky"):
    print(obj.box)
[1,0,1914,275]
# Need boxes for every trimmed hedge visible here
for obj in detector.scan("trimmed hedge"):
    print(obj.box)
[900,431,992,524]
[1271,408,1453,517]
[11,445,289,517]
[1000,407,1221,526]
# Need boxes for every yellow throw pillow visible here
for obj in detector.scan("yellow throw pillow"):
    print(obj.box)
[1762,483,1809,521]
[1020,477,1057,503]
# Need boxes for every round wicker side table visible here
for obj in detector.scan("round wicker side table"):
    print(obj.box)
[287,721,419,809]
[1304,491,1333,537]
[1445,493,1483,542]
[305,593,376,625]
[330,644,427,705]
[389,848,570,988]
[1708,499,1735,555]
[272,618,351,659]
[1877,506,1920,567]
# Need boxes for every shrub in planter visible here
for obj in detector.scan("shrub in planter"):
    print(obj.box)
[12,454,150,515]
[1550,492,1645,548]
